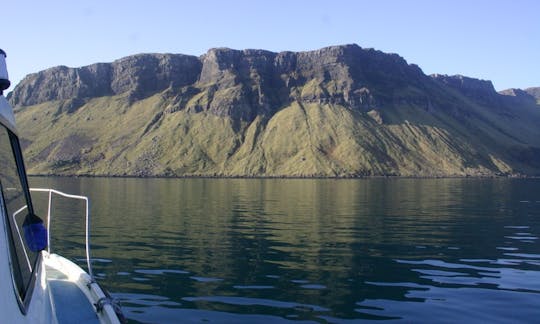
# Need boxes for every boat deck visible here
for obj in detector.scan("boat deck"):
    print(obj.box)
[46,266,100,324]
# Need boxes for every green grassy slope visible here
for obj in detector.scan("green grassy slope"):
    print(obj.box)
[14,86,540,177]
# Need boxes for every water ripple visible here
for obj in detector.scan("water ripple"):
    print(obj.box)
[183,296,330,312]
[134,269,189,275]
[397,258,540,293]
[356,287,540,322]
[189,276,223,283]
[233,285,275,289]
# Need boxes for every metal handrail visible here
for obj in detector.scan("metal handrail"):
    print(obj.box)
[12,204,32,270]
[29,188,93,279]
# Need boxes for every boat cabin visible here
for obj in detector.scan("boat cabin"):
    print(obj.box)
[0,49,123,324]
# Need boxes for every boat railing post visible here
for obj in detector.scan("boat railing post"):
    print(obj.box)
[47,189,52,253]
[85,197,93,280]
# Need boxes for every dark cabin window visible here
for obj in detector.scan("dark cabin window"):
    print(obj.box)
[0,124,39,307]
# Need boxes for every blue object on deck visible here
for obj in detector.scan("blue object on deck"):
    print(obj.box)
[23,219,48,252]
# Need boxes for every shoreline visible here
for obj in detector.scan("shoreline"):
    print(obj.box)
[27,173,540,180]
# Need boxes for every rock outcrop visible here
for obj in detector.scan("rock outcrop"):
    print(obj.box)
[430,74,500,105]
[499,88,538,106]
[525,87,540,102]
[9,53,201,107]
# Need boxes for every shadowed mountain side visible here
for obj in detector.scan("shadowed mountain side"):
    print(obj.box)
[10,45,540,177]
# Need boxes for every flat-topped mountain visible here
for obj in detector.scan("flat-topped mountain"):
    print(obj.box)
[10,44,540,177]
[10,45,427,119]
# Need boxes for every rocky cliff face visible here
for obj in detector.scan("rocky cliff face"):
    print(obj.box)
[10,45,430,120]
[498,88,539,106]
[9,53,201,107]
[524,87,540,102]
[430,74,501,106]
[10,44,540,177]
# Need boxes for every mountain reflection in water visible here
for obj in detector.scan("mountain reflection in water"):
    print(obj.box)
[29,177,540,323]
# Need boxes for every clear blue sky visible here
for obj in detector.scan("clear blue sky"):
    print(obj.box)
[2,0,539,91]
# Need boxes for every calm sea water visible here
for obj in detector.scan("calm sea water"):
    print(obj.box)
[28,177,540,323]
